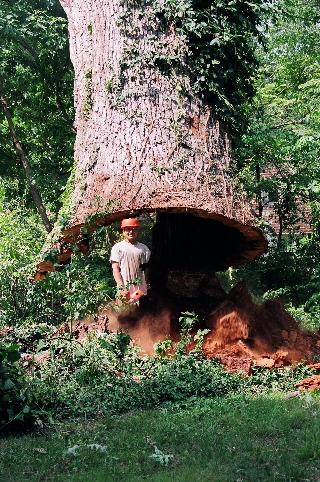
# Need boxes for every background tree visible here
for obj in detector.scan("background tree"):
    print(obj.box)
[0,86,52,231]
[0,0,75,215]
[235,0,320,234]
[0,0,79,326]
[234,0,320,327]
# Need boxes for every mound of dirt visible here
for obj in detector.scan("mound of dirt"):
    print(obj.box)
[202,283,320,373]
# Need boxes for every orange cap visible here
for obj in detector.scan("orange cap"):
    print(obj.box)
[120,218,141,229]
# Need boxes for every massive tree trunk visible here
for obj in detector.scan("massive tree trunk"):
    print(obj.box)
[36,0,267,279]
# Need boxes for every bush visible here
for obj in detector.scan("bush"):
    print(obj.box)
[0,194,116,328]
[244,364,316,393]
[286,304,320,333]
[2,323,55,352]
[236,235,320,304]
[27,331,319,422]
[29,339,243,418]
[0,343,35,432]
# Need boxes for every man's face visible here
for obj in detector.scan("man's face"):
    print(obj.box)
[122,227,140,242]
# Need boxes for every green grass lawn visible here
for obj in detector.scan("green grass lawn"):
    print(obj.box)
[1,393,319,482]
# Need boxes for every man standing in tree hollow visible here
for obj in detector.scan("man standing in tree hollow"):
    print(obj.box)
[110,218,151,301]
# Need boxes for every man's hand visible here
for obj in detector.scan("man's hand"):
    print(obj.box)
[118,288,129,299]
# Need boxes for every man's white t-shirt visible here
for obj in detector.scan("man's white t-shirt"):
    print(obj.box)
[110,240,151,295]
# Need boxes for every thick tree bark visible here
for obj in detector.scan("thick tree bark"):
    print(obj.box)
[0,87,53,233]
[35,0,267,278]
[60,0,242,221]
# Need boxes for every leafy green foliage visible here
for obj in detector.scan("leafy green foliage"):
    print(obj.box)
[155,0,269,132]
[237,234,320,296]
[175,311,199,357]
[3,323,55,353]
[4,314,313,427]
[0,343,34,431]
[0,189,115,328]
[232,0,320,323]
[154,338,173,358]
[0,0,74,213]
[0,185,67,327]
[61,251,115,322]
[244,363,316,393]
[0,185,48,325]
[235,0,320,224]
[119,0,269,133]
[29,335,242,418]
[98,331,131,370]
[1,308,318,432]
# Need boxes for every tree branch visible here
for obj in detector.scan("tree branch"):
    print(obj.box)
[270,120,305,130]
[55,83,76,134]
[0,84,53,233]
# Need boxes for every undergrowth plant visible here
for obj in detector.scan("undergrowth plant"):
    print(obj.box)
[98,332,132,371]
[154,339,173,359]
[175,311,198,357]
[0,343,36,432]
[0,198,116,330]
[175,311,210,358]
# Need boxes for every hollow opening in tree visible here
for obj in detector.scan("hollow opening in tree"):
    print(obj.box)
[142,210,266,300]
[151,212,249,271]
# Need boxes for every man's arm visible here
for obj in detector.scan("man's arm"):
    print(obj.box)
[112,262,124,290]
[141,246,151,290]
[140,262,150,291]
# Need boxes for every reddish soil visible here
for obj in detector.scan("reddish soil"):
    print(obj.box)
[202,283,320,373]
[295,363,320,391]
[307,363,320,370]
[295,375,320,391]
[56,282,320,375]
